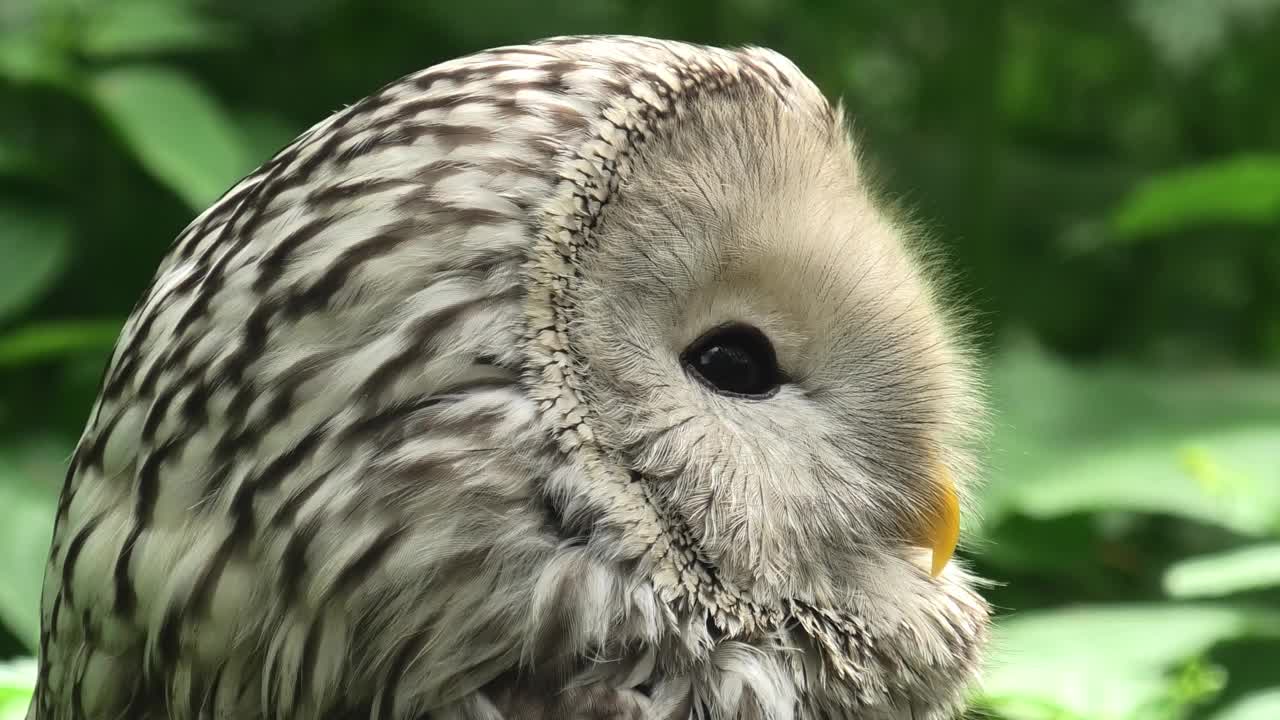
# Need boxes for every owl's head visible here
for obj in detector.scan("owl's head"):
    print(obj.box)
[33,33,989,720]
[523,36,989,716]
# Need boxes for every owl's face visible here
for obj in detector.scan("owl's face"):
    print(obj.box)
[526,61,989,715]
[568,94,979,606]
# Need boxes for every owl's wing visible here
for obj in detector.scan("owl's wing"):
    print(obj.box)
[30,43,602,719]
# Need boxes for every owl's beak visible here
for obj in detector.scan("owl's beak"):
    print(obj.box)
[914,465,960,578]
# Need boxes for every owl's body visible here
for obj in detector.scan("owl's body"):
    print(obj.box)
[30,37,988,720]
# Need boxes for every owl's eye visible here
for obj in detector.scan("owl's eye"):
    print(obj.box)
[681,323,783,399]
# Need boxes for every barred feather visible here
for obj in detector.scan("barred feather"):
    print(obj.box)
[30,35,989,720]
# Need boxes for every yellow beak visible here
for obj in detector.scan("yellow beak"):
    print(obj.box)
[914,465,961,578]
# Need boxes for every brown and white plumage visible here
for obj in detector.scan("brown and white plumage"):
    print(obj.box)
[30,36,989,720]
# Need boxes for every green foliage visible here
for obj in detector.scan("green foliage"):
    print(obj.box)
[0,658,35,720]
[1164,544,1280,599]
[982,605,1279,720]
[1,1,1279,718]
[984,343,1280,532]
[0,439,61,653]
[0,320,122,369]
[0,205,70,324]
[79,0,240,58]
[1211,689,1280,720]
[1113,156,1280,239]
[977,344,1280,716]
[91,64,252,209]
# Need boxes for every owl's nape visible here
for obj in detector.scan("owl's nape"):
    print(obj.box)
[30,35,989,720]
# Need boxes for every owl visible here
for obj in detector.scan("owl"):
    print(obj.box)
[28,35,989,720]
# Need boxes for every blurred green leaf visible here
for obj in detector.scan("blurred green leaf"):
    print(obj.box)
[0,34,75,89]
[0,437,66,651]
[0,204,71,325]
[81,0,239,58]
[1005,428,1280,535]
[0,657,35,720]
[1113,155,1280,239]
[90,65,250,209]
[0,320,122,368]
[1164,544,1280,599]
[984,341,1280,537]
[982,604,1280,720]
[1130,0,1280,72]
[1211,688,1280,720]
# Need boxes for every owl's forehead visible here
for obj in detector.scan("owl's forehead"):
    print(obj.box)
[597,91,925,332]
[430,35,885,309]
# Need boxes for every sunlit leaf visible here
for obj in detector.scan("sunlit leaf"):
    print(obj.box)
[0,204,71,325]
[0,437,66,651]
[90,65,251,209]
[1164,544,1280,598]
[0,320,123,368]
[1006,428,1280,535]
[0,657,35,720]
[1113,155,1280,238]
[1211,688,1280,720]
[984,340,1280,537]
[982,604,1280,720]
[81,0,239,58]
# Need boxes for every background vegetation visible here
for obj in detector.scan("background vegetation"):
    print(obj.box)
[2,1,1279,718]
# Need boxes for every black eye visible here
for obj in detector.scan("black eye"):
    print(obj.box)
[681,323,784,399]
